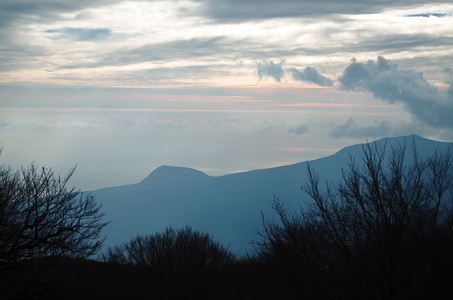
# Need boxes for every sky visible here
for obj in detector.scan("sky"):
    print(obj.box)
[1,0,452,190]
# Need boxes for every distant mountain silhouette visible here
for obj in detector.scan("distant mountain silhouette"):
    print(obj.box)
[93,135,452,255]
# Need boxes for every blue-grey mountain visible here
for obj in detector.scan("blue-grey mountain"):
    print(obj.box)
[93,135,452,255]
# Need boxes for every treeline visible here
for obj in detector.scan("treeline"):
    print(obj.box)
[2,140,453,299]
[1,227,298,299]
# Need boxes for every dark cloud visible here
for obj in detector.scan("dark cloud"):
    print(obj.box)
[0,1,119,28]
[256,62,332,87]
[285,34,453,61]
[339,56,453,128]
[406,13,447,18]
[289,67,333,87]
[0,0,119,71]
[288,124,310,135]
[328,118,415,138]
[256,60,285,82]
[343,34,453,54]
[195,0,452,22]
[47,28,111,41]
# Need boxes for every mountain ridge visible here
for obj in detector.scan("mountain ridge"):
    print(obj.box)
[139,134,442,182]
[93,135,452,255]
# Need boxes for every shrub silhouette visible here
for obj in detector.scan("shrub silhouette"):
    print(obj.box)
[256,139,453,299]
[102,226,235,271]
[102,226,235,299]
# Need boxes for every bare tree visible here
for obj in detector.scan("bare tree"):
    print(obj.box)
[256,139,453,299]
[102,226,235,299]
[102,226,235,270]
[0,153,109,267]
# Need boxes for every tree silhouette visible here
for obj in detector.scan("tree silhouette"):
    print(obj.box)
[102,226,235,299]
[0,153,109,267]
[102,226,234,270]
[256,139,453,299]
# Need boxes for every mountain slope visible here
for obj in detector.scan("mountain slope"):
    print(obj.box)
[93,135,452,255]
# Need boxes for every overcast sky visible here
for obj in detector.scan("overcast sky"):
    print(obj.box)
[1,0,452,190]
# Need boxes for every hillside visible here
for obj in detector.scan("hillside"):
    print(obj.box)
[93,135,452,255]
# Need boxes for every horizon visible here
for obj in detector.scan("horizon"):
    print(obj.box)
[1,1,452,190]
[98,134,447,192]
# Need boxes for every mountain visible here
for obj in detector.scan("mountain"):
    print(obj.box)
[93,135,452,255]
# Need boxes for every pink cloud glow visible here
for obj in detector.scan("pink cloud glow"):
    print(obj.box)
[273,103,402,108]
[277,147,340,153]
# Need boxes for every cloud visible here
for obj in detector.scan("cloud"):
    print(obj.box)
[288,124,310,135]
[0,1,118,71]
[197,0,453,22]
[406,13,447,18]
[339,56,453,129]
[47,28,111,41]
[289,67,333,86]
[0,1,119,29]
[257,60,285,82]
[60,37,227,70]
[328,118,415,138]
[341,34,453,55]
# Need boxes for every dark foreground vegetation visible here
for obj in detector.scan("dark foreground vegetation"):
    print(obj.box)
[1,227,299,299]
[1,253,301,299]
[2,139,453,299]
[256,140,453,299]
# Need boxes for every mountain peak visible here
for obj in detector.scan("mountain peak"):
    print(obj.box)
[140,165,210,185]
[95,135,452,255]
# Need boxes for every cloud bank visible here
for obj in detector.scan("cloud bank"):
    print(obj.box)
[198,0,453,22]
[289,67,333,87]
[339,56,453,129]
[256,60,333,87]
[257,55,453,134]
